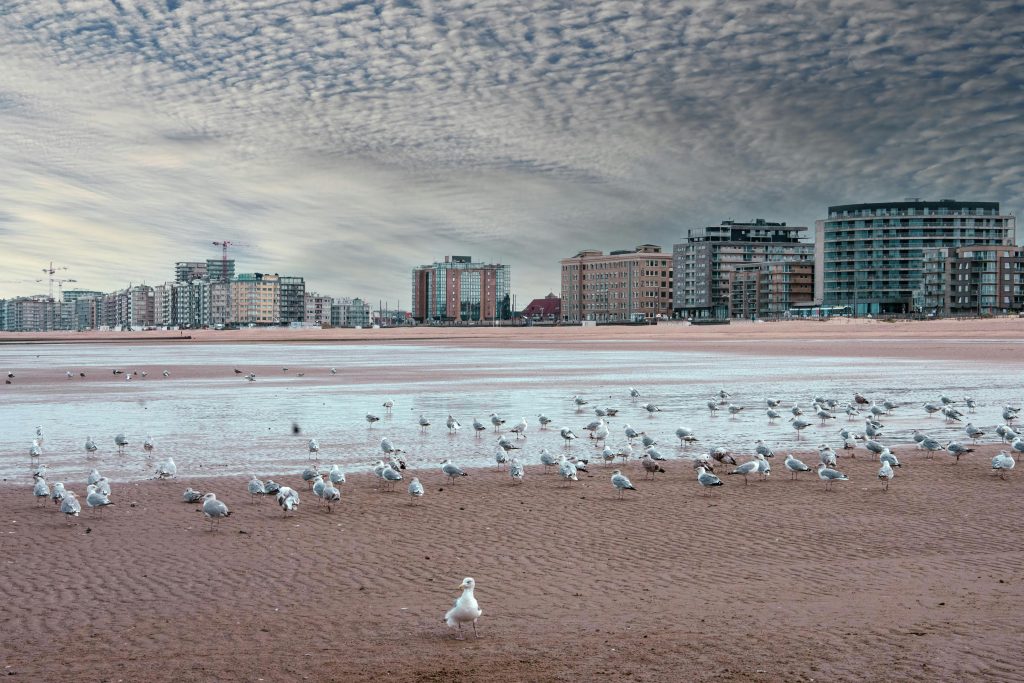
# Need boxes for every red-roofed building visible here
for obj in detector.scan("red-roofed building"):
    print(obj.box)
[522,293,561,321]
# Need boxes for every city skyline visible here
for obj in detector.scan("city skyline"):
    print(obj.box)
[2,1,1022,301]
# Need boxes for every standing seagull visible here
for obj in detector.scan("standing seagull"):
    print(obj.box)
[817,463,849,491]
[248,475,266,503]
[790,418,812,439]
[509,458,525,484]
[84,437,98,456]
[155,457,176,480]
[610,470,636,498]
[696,466,723,495]
[441,459,468,484]
[444,577,483,640]
[878,460,894,491]
[509,417,528,439]
[560,427,578,446]
[277,487,300,515]
[114,433,128,454]
[727,460,759,485]
[202,493,230,531]
[61,491,81,524]
[408,477,424,504]
[447,415,462,434]
[418,415,431,431]
[784,453,812,480]
[991,452,1015,479]
[946,441,973,463]
[558,455,579,487]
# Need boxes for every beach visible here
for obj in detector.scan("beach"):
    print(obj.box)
[1,318,1023,681]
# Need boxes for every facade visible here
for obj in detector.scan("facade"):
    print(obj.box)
[727,261,814,319]
[331,297,372,327]
[916,245,1024,316]
[411,256,511,322]
[1,296,56,332]
[522,293,561,321]
[672,220,813,319]
[304,292,333,326]
[278,276,306,325]
[816,199,1016,315]
[176,259,235,283]
[560,245,673,322]
[230,273,280,325]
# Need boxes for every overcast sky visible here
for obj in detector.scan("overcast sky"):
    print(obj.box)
[1,0,1021,303]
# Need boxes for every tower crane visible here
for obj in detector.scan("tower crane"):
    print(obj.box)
[211,241,248,282]
[41,262,70,300]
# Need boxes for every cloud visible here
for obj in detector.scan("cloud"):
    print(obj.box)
[0,0,1021,302]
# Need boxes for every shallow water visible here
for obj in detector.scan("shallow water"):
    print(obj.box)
[1,342,1020,484]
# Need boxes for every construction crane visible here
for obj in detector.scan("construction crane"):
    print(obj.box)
[53,278,77,302]
[41,262,70,300]
[211,241,248,282]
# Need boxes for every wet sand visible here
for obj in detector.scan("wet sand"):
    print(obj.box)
[3,316,1024,362]
[2,443,1022,682]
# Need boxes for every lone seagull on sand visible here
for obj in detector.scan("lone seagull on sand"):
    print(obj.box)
[445,577,482,640]
[610,470,636,498]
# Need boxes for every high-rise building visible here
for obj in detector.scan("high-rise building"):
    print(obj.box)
[816,199,1016,315]
[672,220,813,319]
[915,245,1024,316]
[175,259,235,283]
[278,276,305,325]
[1,296,55,332]
[560,245,673,322]
[230,273,280,325]
[412,256,511,322]
[727,261,814,319]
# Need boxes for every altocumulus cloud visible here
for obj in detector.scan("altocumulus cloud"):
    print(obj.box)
[0,0,1021,300]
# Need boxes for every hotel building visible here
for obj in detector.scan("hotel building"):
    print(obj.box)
[560,244,672,322]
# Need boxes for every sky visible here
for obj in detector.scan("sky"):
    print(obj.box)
[1,0,1022,304]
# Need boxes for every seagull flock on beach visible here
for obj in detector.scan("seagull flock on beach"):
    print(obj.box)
[15,366,1023,639]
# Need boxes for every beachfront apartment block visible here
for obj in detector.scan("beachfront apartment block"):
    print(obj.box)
[727,260,815,319]
[672,220,813,320]
[559,244,673,322]
[916,245,1024,316]
[411,256,511,323]
[816,199,1017,316]
[331,297,372,327]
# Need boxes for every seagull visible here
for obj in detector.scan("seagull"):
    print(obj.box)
[991,452,1015,479]
[143,436,155,453]
[494,447,509,470]
[182,487,204,503]
[784,453,812,479]
[447,415,462,433]
[202,493,230,531]
[790,403,804,417]
[640,434,657,449]
[864,439,886,457]
[964,423,985,443]
[61,491,81,523]
[441,459,468,484]
[790,417,812,439]
[878,449,901,469]
[573,395,588,407]
[263,480,282,496]
[366,414,381,425]
[964,396,977,412]
[756,453,771,480]
[919,436,944,458]
[276,486,300,515]
[540,448,559,473]
[706,400,719,415]
[610,470,636,498]
[329,464,346,486]
[629,387,641,399]
[85,484,114,514]
[995,425,1018,444]
[592,421,609,445]
[382,399,394,413]
[923,402,942,416]
[444,577,482,640]
[33,477,50,506]
[696,466,723,494]
[878,460,894,491]
[617,443,634,463]
[29,440,42,461]
[496,436,520,452]
[380,437,402,456]
[727,460,759,485]
[675,427,697,446]
[302,465,320,489]
[84,437,98,455]
[766,408,781,423]
[489,413,505,431]
[87,468,102,486]
[623,424,641,442]
[509,458,525,484]
[154,457,176,480]
[946,441,973,463]
[569,455,589,472]
[1003,405,1020,423]
[642,402,662,415]
[472,418,487,435]
[248,475,266,503]
[322,482,341,512]
[163,370,170,377]
[818,444,838,468]
[537,414,552,429]
[408,477,424,503]
[817,463,849,491]
[381,466,403,492]
[49,481,66,507]
[766,398,781,408]
[640,455,665,480]
[560,427,578,445]
[727,404,745,417]
[558,455,578,486]
[710,446,736,466]
[601,446,618,466]
[1011,437,1024,455]
[418,415,431,431]
[114,433,128,454]
[330,367,337,375]
[509,417,528,439]
[754,439,775,459]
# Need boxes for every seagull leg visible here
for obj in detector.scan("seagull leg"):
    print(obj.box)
[473,621,480,638]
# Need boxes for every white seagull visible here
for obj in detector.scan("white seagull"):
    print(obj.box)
[444,577,482,639]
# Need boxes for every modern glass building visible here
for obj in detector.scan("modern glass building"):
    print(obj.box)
[412,256,511,322]
[816,199,1016,315]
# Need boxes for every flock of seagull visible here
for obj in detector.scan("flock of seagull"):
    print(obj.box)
[23,383,1022,536]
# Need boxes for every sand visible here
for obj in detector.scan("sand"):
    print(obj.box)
[2,320,1023,682]
[2,444,1022,682]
